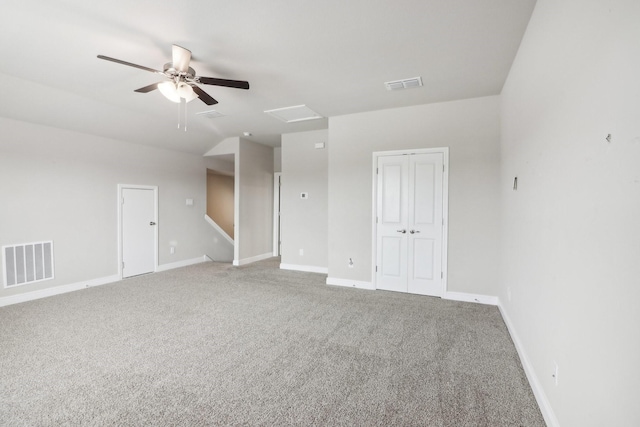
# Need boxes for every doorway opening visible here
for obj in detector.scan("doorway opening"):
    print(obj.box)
[206,169,235,241]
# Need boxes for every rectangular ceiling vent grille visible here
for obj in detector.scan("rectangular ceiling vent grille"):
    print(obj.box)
[264,105,323,123]
[385,76,423,91]
[3,241,54,288]
[196,110,226,119]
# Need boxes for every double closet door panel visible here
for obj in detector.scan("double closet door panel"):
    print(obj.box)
[376,153,444,296]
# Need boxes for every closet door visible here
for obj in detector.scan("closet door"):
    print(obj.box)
[407,153,444,296]
[376,155,409,293]
[375,152,444,296]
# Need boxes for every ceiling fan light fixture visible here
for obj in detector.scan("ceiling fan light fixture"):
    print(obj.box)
[158,81,198,103]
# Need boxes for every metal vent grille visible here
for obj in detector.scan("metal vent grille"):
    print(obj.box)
[384,76,423,90]
[2,241,54,288]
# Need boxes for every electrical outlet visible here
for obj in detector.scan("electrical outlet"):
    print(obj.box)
[299,249,304,256]
[552,361,559,386]
[170,246,175,255]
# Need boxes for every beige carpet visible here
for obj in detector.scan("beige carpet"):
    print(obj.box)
[0,258,545,426]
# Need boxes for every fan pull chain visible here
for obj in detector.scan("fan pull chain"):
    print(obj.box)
[177,98,188,131]
[184,99,188,132]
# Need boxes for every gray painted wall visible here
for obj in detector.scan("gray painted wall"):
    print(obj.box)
[280,130,328,270]
[237,138,274,261]
[327,96,501,296]
[0,117,230,298]
[500,0,640,425]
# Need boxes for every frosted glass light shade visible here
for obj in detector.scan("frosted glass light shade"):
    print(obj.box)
[158,81,198,103]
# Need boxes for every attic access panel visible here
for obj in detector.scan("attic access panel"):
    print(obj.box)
[264,105,323,123]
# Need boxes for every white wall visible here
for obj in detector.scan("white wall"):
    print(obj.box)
[280,130,328,271]
[0,117,230,298]
[237,138,274,262]
[500,1,640,425]
[273,146,282,173]
[327,96,501,295]
[205,137,274,265]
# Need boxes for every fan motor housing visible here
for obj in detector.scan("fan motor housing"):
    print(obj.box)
[163,63,196,79]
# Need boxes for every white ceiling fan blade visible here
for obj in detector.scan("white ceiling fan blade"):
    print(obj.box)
[172,45,191,73]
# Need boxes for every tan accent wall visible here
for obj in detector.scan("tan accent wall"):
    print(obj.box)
[206,171,235,239]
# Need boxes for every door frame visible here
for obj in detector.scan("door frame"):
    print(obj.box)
[273,173,282,256]
[371,148,449,295]
[117,184,159,279]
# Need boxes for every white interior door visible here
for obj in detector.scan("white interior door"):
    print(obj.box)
[376,155,409,292]
[121,187,156,278]
[407,154,443,295]
[376,152,445,296]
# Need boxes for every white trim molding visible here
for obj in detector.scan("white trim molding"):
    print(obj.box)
[443,291,498,306]
[326,277,374,290]
[204,214,234,245]
[280,263,328,274]
[0,254,214,308]
[0,274,120,308]
[498,300,560,427]
[156,255,211,272]
[233,252,273,266]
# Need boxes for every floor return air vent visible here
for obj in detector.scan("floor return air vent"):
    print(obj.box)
[2,241,54,288]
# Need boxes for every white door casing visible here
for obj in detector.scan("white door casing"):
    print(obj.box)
[273,173,282,256]
[374,149,447,296]
[118,185,158,279]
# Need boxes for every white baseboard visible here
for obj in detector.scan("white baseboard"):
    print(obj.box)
[0,274,120,308]
[233,252,273,266]
[280,263,328,274]
[0,255,214,308]
[326,277,375,290]
[443,291,499,306]
[498,300,559,427]
[156,255,210,272]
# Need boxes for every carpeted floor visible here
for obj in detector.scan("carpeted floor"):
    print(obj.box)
[0,258,545,426]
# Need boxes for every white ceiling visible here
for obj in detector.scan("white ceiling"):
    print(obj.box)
[0,0,536,155]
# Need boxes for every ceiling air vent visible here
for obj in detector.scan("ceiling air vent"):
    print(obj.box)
[264,105,323,123]
[196,110,225,119]
[384,77,423,91]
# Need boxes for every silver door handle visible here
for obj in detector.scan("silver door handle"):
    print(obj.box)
[397,229,406,234]
[410,230,420,234]
[150,222,156,226]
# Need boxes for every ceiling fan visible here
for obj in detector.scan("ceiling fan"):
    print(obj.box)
[97,45,249,106]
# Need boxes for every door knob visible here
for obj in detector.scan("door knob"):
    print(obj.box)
[396,229,406,234]
[410,230,420,234]
[150,221,156,226]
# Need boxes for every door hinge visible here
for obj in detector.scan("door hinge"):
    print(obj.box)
[122,261,125,269]
[376,167,379,174]
[376,266,378,272]
[441,271,443,279]
[121,197,125,205]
